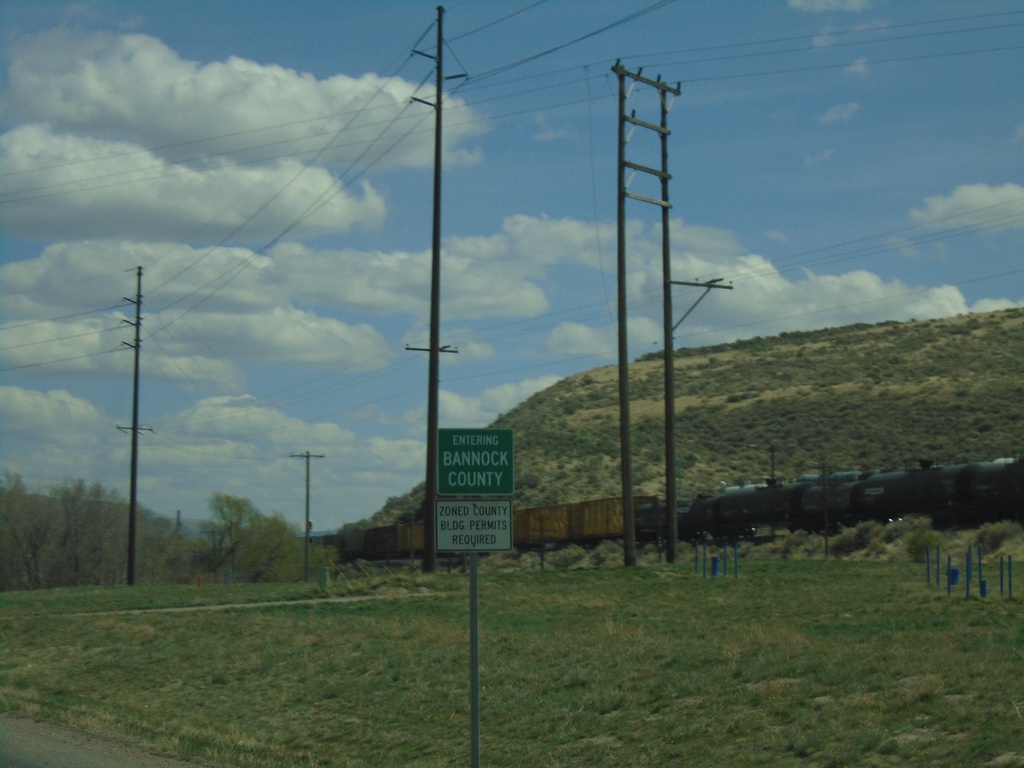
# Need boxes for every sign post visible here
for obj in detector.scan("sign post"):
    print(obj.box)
[436,428,513,768]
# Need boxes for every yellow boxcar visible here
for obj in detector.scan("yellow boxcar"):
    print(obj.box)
[514,496,657,547]
[396,521,424,554]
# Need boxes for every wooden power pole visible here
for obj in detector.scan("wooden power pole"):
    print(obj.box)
[614,62,679,566]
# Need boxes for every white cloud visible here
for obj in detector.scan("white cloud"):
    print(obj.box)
[0,317,132,376]
[172,395,347,444]
[176,307,391,369]
[0,386,107,443]
[789,0,872,11]
[803,148,835,166]
[544,321,614,358]
[0,124,387,242]
[971,297,1024,313]
[909,183,1024,231]
[818,102,861,124]
[130,395,428,522]
[845,57,870,75]
[0,241,392,384]
[0,29,491,244]
[533,112,575,142]
[3,30,484,171]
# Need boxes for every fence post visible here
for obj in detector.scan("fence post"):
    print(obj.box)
[966,548,972,600]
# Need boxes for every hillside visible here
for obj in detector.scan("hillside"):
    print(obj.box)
[364,308,1024,527]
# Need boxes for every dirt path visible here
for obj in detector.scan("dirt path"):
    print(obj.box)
[0,713,225,768]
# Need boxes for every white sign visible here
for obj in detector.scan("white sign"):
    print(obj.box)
[436,499,513,552]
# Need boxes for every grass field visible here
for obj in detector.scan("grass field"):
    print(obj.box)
[1,561,1022,767]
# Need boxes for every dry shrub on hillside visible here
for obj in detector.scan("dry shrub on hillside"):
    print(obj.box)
[972,520,1024,555]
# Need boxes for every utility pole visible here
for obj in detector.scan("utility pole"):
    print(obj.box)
[292,451,324,582]
[614,62,679,567]
[411,5,464,573]
[118,266,150,585]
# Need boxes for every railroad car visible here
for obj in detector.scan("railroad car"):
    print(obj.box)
[334,458,1022,561]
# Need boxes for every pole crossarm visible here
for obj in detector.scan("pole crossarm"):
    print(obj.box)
[626,192,672,208]
[405,344,459,354]
[624,159,671,179]
[613,61,681,95]
[625,113,670,135]
[671,278,733,332]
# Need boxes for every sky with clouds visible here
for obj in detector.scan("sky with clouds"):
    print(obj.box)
[2,0,1022,530]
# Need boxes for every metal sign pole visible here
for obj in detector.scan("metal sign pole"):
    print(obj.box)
[469,551,480,768]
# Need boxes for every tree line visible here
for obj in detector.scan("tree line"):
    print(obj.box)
[0,474,332,590]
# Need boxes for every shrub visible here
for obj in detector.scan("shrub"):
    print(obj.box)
[830,521,884,558]
[589,539,624,567]
[973,521,1024,554]
[546,544,590,570]
[902,524,944,563]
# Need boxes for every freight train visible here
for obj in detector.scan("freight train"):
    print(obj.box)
[680,458,1024,541]
[332,457,1023,561]
[336,495,659,561]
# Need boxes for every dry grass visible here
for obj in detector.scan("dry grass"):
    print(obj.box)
[2,560,1022,767]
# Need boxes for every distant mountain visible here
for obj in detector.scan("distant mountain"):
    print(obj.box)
[359,308,1024,529]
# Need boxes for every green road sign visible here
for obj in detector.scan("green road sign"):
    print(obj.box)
[438,428,514,496]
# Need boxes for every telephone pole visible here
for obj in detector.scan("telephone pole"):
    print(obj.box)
[118,266,149,585]
[614,62,679,567]
[292,451,324,582]
[411,5,464,572]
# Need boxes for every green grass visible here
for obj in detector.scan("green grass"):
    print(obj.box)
[1,561,1022,767]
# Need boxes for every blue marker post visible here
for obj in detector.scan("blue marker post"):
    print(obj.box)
[966,547,972,600]
[978,545,987,599]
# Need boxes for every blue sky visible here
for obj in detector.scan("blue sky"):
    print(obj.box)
[2,0,1022,531]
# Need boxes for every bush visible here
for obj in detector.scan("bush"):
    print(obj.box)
[902,524,944,563]
[881,515,932,544]
[545,544,590,570]
[973,521,1024,554]
[749,529,825,560]
[589,539,624,567]
[830,521,885,558]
